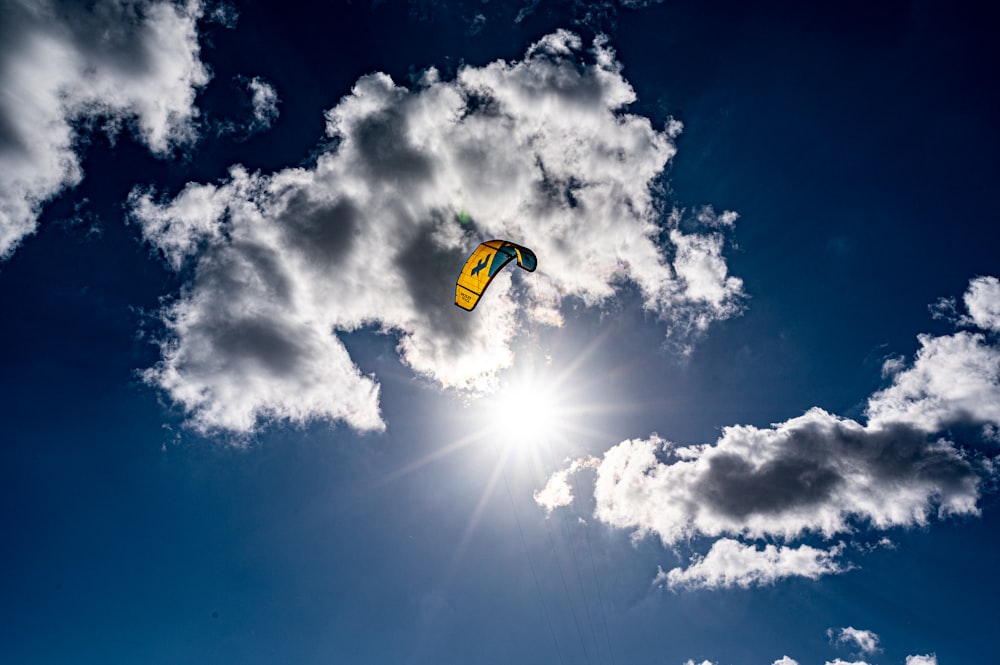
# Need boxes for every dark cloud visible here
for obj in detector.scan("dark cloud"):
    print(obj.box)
[57,0,154,75]
[534,157,585,211]
[0,0,35,62]
[0,109,24,153]
[279,192,359,266]
[211,315,306,377]
[860,423,979,491]
[542,412,988,587]
[396,221,475,343]
[696,420,977,523]
[353,108,433,185]
[698,453,842,519]
[196,240,293,305]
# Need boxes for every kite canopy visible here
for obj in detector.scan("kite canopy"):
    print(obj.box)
[455,240,537,311]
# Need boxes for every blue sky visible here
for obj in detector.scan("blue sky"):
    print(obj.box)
[1,1,998,664]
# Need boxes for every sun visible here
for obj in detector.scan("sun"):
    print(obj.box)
[484,375,563,448]
[383,332,622,489]
[464,339,620,458]
[378,335,625,576]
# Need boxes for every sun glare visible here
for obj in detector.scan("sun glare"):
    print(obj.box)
[465,337,621,458]
[486,378,562,448]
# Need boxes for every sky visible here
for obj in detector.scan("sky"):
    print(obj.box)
[1,1,998,664]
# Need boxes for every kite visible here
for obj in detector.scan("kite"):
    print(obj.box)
[455,240,537,311]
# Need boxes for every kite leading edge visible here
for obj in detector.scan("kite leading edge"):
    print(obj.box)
[455,240,537,311]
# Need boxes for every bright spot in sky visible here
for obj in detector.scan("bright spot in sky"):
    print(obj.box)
[485,377,563,448]
[468,337,620,459]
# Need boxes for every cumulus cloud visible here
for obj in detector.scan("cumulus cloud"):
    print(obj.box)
[962,275,1000,331]
[867,330,1000,432]
[545,408,980,587]
[129,31,744,434]
[539,277,999,589]
[588,411,979,545]
[829,627,880,656]
[772,658,799,665]
[867,278,1000,432]
[0,0,212,259]
[905,655,937,665]
[655,539,846,590]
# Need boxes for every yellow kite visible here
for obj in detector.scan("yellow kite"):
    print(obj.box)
[455,240,537,311]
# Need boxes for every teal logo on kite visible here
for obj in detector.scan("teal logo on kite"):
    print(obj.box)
[470,256,489,277]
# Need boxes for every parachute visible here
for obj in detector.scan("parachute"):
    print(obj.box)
[455,240,537,311]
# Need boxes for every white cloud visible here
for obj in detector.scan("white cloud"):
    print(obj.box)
[825,660,870,665]
[867,332,1000,432]
[656,539,846,590]
[556,407,979,588]
[588,410,979,546]
[963,275,1000,331]
[928,295,958,323]
[245,76,279,133]
[129,31,744,435]
[127,169,237,270]
[905,655,937,665]
[0,0,211,258]
[772,658,799,665]
[829,627,880,655]
[682,660,714,665]
[868,276,1000,432]
[668,221,744,339]
[540,277,998,589]
[533,456,599,513]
